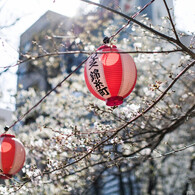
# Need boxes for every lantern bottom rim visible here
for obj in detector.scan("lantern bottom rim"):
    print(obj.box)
[0,173,12,180]
[106,96,123,106]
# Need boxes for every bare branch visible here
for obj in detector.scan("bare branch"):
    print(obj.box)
[163,0,180,41]
[154,142,195,158]
[80,0,176,42]
[163,103,195,134]
[110,0,155,41]
[4,58,88,132]
[80,0,195,59]
[0,17,21,30]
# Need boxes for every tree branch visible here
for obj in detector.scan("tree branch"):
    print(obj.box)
[80,0,195,59]
[154,142,195,158]
[4,58,88,132]
[163,0,180,41]
[0,18,21,30]
[163,103,195,134]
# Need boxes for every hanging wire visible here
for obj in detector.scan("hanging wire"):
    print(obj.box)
[4,58,88,133]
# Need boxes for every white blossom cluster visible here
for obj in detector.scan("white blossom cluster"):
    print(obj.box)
[1,9,194,195]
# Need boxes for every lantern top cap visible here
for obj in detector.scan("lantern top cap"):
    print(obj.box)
[97,45,117,51]
[0,134,15,138]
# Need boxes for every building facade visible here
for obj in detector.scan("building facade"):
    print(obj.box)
[17,10,84,92]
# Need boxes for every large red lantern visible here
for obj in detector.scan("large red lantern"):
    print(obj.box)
[0,134,25,179]
[84,45,137,106]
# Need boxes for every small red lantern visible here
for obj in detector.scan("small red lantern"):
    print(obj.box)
[0,134,25,179]
[84,45,137,106]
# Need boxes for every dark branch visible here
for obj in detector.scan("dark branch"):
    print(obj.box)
[80,0,195,59]
[163,0,180,41]
[4,58,88,132]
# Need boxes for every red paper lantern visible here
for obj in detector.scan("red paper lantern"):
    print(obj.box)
[0,134,25,179]
[84,45,137,106]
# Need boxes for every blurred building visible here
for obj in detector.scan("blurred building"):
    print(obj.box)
[0,108,12,130]
[17,10,84,92]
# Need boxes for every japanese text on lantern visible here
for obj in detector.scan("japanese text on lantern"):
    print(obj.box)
[89,53,109,97]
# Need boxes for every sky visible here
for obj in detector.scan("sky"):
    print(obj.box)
[0,0,194,110]
[173,0,195,33]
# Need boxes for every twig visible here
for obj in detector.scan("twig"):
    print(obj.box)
[0,18,21,30]
[154,142,195,158]
[4,58,87,133]
[80,0,195,59]
[163,0,180,41]
[80,0,176,42]
[110,0,155,41]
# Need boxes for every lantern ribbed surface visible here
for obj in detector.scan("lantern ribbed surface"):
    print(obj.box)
[84,45,137,106]
[0,134,25,179]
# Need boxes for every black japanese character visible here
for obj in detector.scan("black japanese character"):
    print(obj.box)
[98,87,110,96]
[89,53,98,70]
[93,79,104,90]
[90,69,100,82]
